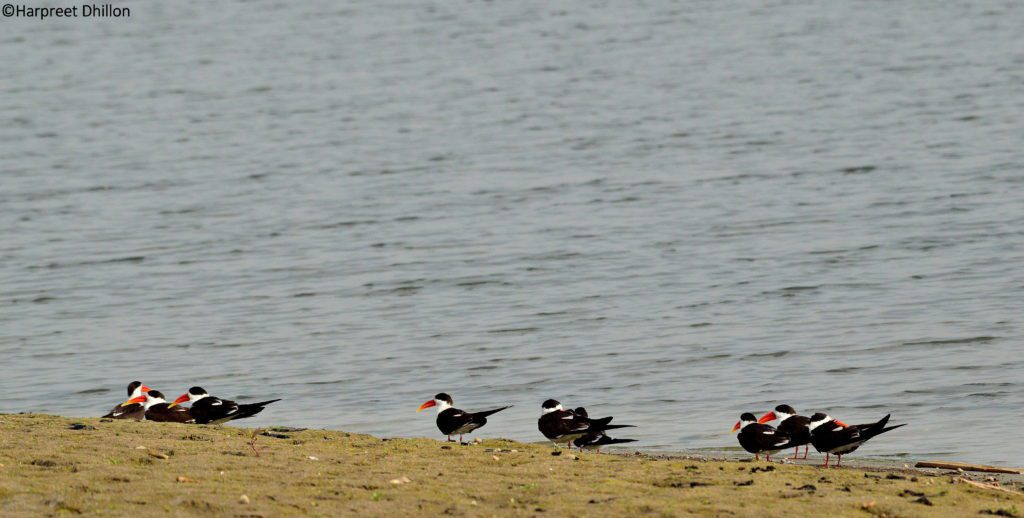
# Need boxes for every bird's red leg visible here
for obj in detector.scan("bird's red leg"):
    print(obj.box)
[836,455,841,468]
[459,434,463,443]
[755,454,760,461]
[792,447,799,460]
[447,435,453,442]
[803,446,809,460]
[823,453,829,467]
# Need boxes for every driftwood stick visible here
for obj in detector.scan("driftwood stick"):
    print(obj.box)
[915,460,1022,475]
[249,428,262,457]
[956,477,1024,496]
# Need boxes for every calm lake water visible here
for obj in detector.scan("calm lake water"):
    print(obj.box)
[2,1,1022,465]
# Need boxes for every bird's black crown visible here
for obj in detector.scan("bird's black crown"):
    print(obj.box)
[542,399,560,409]
[434,393,452,404]
[127,381,142,395]
[189,387,206,395]
[740,412,757,422]
[776,404,797,414]
[148,390,165,399]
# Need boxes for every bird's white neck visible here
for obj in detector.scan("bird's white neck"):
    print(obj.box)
[542,404,563,415]
[808,416,832,431]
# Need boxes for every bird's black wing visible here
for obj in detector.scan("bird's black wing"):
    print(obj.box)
[750,423,795,450]
[437,408,474,435]
[146,403,195,423]
[103,403,144,420]
[539,410,593,439]
[190,396,241,424]
[777,415,811,444]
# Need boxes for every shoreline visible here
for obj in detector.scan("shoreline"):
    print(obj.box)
[2,413,1021,516]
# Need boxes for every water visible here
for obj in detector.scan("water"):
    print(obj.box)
[2,1,1022,465]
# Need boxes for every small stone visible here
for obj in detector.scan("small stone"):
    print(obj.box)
[239,495,250,504]
[389,476,411,485]
[176,476,197,483]
[307,456,319,461]
[492,456,500,461]
[147,451,169,460]
[135,446,147,450]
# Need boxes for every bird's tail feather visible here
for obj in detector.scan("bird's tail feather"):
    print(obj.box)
[866,414,905,437]
[251,399,282,407]
[879,423,907,434]
[228,399,282,421]
[599,438,638,445]
[475,405,511,418]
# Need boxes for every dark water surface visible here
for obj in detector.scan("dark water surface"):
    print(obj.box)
[2,1,1022,465]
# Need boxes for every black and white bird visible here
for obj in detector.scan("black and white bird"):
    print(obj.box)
[102,381,150,420]
[169,386,281,425]
[808,413,906,467]
[571,407,638,453]
[732,412,794,461]
[416,392,510,443]
[122,390,195,423]
[757,404,819,460]
[537,399,634,448]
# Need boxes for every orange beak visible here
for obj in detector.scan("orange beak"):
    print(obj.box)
[140,385,151,393]
[167,393,190,408]
[731,421,741,433]
[835,420,849,427]
[121,395,147,407]
[416,400,436,413]
[757,411,777,424]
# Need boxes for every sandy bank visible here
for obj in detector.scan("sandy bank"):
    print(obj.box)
[0,414,1021,516]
